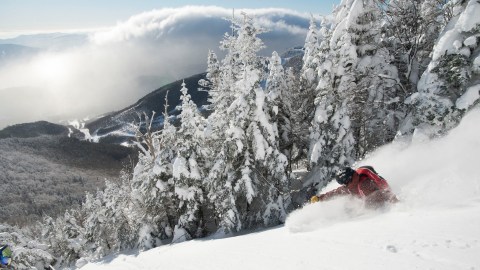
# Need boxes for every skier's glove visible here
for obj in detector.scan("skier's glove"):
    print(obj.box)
[310,195,319,203]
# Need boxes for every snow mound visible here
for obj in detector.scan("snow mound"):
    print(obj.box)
[360,107,480,209]
[456,84,480,110]
[288,107,480,233]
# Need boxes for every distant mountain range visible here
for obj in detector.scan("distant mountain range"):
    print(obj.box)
[0,32,88,50]
[0,44,39,64]
[0,33,89,65]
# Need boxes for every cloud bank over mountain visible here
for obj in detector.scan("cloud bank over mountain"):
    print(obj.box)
[0,6,313,128]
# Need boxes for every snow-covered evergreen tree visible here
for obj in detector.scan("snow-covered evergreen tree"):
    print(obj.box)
[310,0,403,175]
[379,0,446,94]
[292,17,322,165]
[172,81,208,240]
[207,14,290,232]
[309,1,357,185]
[130,97,178,248]
[405,0,480,138]
[203,26,244,148]
[81,179,134,261]
[82,191,110,260]
[199,50,221,95]
[200,50,240,233]
[375,0,455,140]
[302,17,321,85]
[42,210,84,266]
[342,0,402,155]
[266,51,297,172]
[283,67,306,167]
[0,224,53,270]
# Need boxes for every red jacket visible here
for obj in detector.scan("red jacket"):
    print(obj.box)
[318,168,398,207]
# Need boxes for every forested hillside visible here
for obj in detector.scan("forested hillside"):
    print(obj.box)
[0,122,135,225]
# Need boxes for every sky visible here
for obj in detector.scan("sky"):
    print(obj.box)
[0,3,340,128]
[0,0,340,36]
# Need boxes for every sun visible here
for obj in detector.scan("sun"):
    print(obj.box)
[33,53,70,84]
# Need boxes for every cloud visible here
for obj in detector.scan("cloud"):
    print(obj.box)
[91,7,308,44]
[0,6,311,128]
[90,6,310,55]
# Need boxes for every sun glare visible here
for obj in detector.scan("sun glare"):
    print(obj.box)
[33,54,71,84]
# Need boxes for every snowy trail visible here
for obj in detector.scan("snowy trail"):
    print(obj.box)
[81,109,480,270]
[81,202,480,270]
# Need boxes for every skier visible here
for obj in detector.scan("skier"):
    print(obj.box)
[0,245,12,268]
[310,166,398,207]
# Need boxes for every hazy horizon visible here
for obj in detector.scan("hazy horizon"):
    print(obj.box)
[1,1,340,36]
[0,5,336,128]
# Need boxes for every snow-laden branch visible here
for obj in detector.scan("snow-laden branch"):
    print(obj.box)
[376,73,407,94]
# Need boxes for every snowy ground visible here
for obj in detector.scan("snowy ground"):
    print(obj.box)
[80,109,480,270]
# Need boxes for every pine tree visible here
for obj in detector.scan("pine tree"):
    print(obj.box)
[81,180,134,260]
[199,46,240,233]
[206,145,240,232]
[82,191,109,259]
[207,14,290,232]
[293,17,321,165]
[310,52,356,186]
[199,50,221,107]
[43,210,84,266]
[283,67,305,167]
[406,0,480,137]
[302,17,321,85]
[1,223,54,270]
[343,0,402,155]
[204,29,242,147]
[266,51,296,172]
[172,81,208,240]
[309,0,358,185]
[309,0,403,175]
[130,95,178,248]
[199,50,222,142]
[378,0,446,94]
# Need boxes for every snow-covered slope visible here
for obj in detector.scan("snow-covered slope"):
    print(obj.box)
[80,108,480,270]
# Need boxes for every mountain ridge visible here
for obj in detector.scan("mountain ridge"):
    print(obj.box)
[84,72,209,144]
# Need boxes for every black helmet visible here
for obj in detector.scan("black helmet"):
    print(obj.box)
[335,167,355,185]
